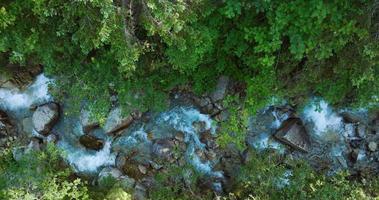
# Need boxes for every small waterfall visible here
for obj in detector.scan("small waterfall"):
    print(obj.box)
[58,140,116,173]
[0,74,52,114]
[303,100,344,139]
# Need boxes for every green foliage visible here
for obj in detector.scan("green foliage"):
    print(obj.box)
[0,144,89,200]
[217,95,249,150]
[150,163,210,200]
[228,150,379,200]
[1,0,378,118]
[105,187,132,200]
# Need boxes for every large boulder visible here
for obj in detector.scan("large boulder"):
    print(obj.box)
[98,167,123,183]
[79,134,104,151]
[104,108,141,135]
[275,118,311,153]
[32,103,59,136]
[0,63,42,90]
[210,76,229,102]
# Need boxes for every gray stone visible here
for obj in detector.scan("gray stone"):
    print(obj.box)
[45,133,58,143]
[192,121,208,133]
[25,137,42,153]
[32,103,59,136]
[134,183,147,200]
[340,112,364,124]
[210,76,229,102]
[138,165,147,174]
[274,118,311,153]
[368,142,377,152]
[22,117,34,135]
[80,110,100,134]
[356,124,367,138]
[104,108,136,135]
[152,139,175,159]
[12,147,25,162]
[98,167,123,186]
[336,156,348,168]
[119,175,136,190]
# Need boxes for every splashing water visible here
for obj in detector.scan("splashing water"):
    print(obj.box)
[58,140,116,173]
[0,74,52,114]
[157,107,221,177]
[303,100,344,137]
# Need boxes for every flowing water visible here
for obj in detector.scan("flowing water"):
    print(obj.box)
[0,73,373,181]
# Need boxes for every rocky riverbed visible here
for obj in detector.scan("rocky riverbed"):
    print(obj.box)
[1,71,379,199]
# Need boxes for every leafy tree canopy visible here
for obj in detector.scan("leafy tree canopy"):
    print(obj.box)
[0,0,378,116]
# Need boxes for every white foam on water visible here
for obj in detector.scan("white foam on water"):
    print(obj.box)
[271,110,289,129]
[250,132,285,153]
[0,74,52,112]
[59,140,116,173]
[159,107,215,148]
[303,100,344,137]
[116,128,149,147]
[158,107,221,177]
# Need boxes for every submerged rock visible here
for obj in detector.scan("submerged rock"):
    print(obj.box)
[79,134,104,151]
[32,102,59,136]
[275,118,311,153]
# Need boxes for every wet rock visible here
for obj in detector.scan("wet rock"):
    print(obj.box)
[336,156,348,168]
[80,110,100,134]
[12,147,25,162]
[79,134,104,151]
[340,111,364,124]
[149,161,162,170]
[174,132,185,142]
[138,165,147,175]
[356,124,367,138]
[152,139,175,160]
[192,121,208,133]
[274,118,311,153]
[104,108,137,135]
[21,117,34,136]
[1,63,42,90]
[140,177,156,189]
[350,149,366,163]
[368,142,377,152]
[117,154,146,180]
[193,96,212,108]
[98,167,123,184]
[119,175,136,190]
[215,110,230,122]
[25,137,42,153]
[134,183,147,200]
[210,76,229,102]
[0,111,17,146]
[32,103,59,136]
[44,133,58,144]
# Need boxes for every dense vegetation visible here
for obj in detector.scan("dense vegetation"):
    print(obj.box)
[2,144,379,199]
[1,0,379,199]
[1,0,378,116]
